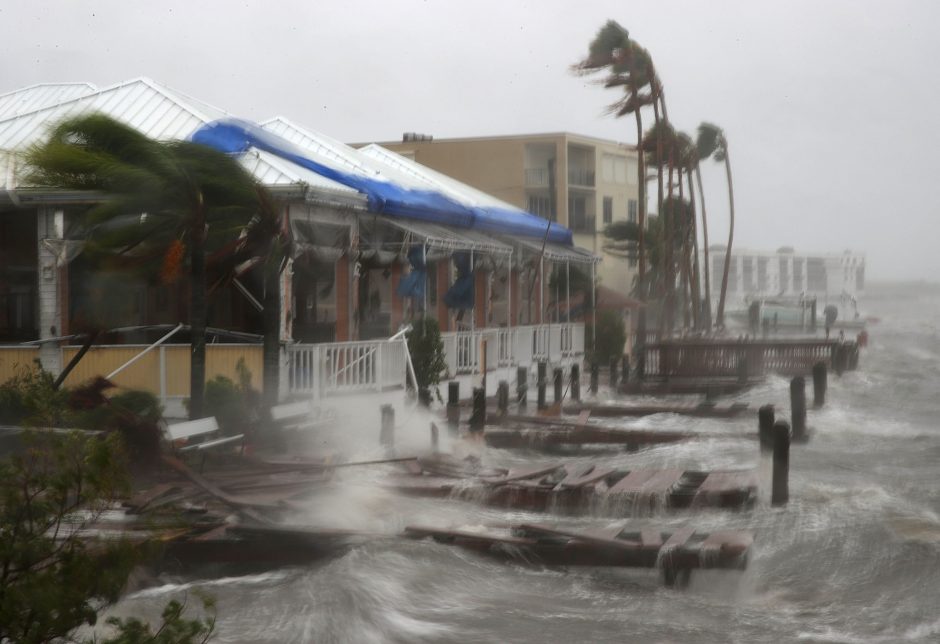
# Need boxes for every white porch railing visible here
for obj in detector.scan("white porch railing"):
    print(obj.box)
[441,323,585,376]
[288,339,407,398]
[287,323,585,396]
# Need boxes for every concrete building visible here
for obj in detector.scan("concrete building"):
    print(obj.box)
[365,133,641,298]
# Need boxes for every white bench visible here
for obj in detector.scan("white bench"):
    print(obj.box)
[270,401,335,432]
[164,416,244,453]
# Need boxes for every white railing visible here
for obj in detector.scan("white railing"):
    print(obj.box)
[441,323,584,375]
[288,339,408,398]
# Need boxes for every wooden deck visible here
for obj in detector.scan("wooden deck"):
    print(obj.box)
[388,460,758,516]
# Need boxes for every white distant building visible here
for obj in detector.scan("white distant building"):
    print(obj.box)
[703,246,866,316]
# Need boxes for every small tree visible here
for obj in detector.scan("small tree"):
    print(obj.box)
[585,310,627,365]
[406,318,447,406]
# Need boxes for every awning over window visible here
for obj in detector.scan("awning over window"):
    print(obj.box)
[512,237,599,265]
[381,217,513,257]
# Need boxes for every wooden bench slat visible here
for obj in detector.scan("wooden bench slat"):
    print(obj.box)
[179,434,244,452]
[165,417,219,441]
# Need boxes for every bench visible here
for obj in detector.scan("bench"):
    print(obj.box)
[164,416,244,453]
[270,401,335,432]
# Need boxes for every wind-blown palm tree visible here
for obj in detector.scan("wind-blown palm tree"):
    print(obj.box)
[697,122,735,328]
[26,114,264,418]
[572,21,655,294]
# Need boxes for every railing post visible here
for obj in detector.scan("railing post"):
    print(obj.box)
[812,361,827,408]
[553,367,563,404]
[447,381,460,433]
[772,420,791,506]
[516,366,528,408]
[497,380,509,417]
[537,361,547,410]
[570,363,580,402]
[790,376,807,442]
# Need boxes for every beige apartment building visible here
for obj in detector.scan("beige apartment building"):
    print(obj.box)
[366,133,641,297]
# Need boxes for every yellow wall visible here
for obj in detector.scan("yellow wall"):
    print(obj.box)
[0,348,41,385]
[54,344,263,395]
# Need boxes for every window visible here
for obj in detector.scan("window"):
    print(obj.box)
[567,195,593,232]
[602,197,613,224]
[626,158,638,185]
[601,154,627,184]
[527,194,554,220]
[627,199,637,223]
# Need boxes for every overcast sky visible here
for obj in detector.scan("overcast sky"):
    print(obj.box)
[2,0,937,281]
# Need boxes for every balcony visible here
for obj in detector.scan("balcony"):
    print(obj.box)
[524,167,550,187]
[567,167,595,187]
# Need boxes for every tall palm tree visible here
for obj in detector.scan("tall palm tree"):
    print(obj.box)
[26,114,263,418]
[697,122,735,328]
[573,21,654,295]
[677,132,702,330]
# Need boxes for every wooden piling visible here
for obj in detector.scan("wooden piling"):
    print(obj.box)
[609,358,619,389]
[537,361,547,410]
[380,404,395,453]
[772,420,790,506]
[621,355,630,383]
[790,376,807,442]
[497,380,509,416]
[833,343,847,376]
[446,381,460,433]
[590,362,599,394]
[553,368,563,403]
[469,387,486,433]
[758,404,775,453]
[430,422,439,453]
[812,362,827,408]
[517,366,528,408]
[570,364,580,401]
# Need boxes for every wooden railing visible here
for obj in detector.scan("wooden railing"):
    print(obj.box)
[287,339,407,398]
[441,323,584,375]
[641,339,851,379]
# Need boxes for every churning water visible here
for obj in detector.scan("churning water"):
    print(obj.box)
[106,283,940,643]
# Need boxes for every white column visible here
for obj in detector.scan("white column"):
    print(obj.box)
[37,207,64,375]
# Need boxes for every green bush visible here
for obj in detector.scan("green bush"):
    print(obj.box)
[585,310,627,365]
[0,361,69,426]
[406,318,447,405]
[203,358,260,436]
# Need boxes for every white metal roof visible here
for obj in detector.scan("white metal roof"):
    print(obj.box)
[0,78,357,199]
[379,216,513,256]
[0,83,98,121]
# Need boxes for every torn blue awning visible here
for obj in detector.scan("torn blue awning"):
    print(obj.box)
[191,118,573,245]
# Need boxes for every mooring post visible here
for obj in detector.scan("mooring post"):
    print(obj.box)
[497,380,509,416]
[537,361,547,409]
[516,366,528,408]
[771,420,790,506]
[469,387,486,433]
[589,362,599,394]
[812,362,827,408]
[570,363,581,401]
[380,404,395,453]
[736,353,749,385]
[609,357,619,390]
[430,422,439,453]
[446,381,460,434]
[553,368,563,403]
[758,404,775,453]
[833,343,847,377]
[621,355,630,383]
[636,352,646,381]
[790,376,807,442]
[847,343,860,371]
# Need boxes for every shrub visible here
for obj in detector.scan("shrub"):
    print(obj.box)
[585,310,627,365]
[203,358,260,436]
[406,318,447,405]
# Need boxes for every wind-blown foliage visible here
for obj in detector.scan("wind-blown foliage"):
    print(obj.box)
[26,114,265,417]
[697,121,734,327]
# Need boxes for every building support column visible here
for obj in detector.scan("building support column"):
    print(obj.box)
[37,207,64,375]
[436,258,450,332]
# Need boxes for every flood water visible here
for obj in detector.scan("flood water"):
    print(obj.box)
[107,282,940,643]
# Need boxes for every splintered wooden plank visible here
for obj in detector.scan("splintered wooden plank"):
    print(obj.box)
[606,469,685,496]
[516,523,640,548]
[404,525,536,546]
[640,528,664,548]
[490,464,563,484]
[699,530,754,557]
[126,483,180,513]
[692,471,759,505]
[661,524,696,550]
[575,410,592,429]
[556,465,616,490]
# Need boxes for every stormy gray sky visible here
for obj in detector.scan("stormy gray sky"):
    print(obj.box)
[1,0,937,281]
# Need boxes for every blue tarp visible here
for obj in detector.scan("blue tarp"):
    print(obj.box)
[443,251,474,310]
[396,245,427,303]
[191,118,573,245]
